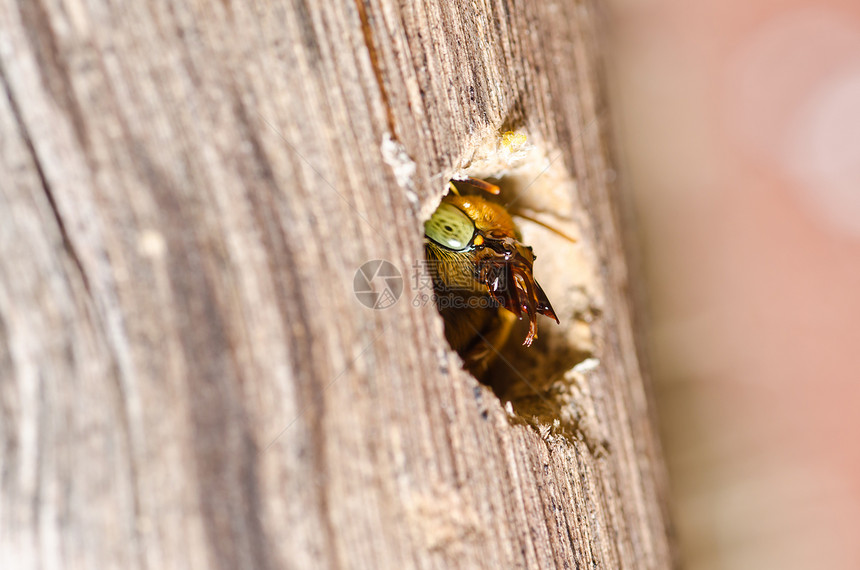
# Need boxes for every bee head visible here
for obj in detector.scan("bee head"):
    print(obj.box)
[424,193,559,346]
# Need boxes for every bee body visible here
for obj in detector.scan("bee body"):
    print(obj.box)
[424,189,559,373]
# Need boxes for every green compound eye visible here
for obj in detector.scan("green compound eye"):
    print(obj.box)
[424,202,476,251]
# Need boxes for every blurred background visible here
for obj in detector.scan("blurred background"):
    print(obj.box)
[607,0,860,568]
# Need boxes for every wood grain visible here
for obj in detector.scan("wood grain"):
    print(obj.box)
[0,0,675,568]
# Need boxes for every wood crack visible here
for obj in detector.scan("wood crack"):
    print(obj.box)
[0,61,92,297]
[355,0,397,136]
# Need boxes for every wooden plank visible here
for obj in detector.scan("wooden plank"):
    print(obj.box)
[0,0,674,568]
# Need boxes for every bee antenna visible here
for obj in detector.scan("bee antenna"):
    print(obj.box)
[515,212,578,243]
[461,177,501,195]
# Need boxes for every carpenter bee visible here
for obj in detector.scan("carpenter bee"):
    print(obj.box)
[424,179,559,374]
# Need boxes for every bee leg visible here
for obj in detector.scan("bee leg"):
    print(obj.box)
[464,308,518,377]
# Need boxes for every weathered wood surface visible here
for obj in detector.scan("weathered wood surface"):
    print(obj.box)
[0,1,674,568]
